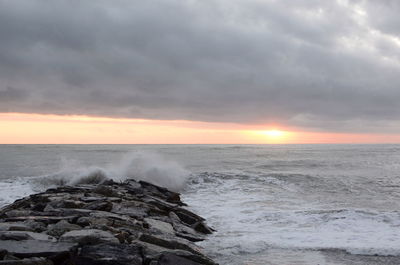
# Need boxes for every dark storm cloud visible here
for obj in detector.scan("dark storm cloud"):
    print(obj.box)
[1,0,400,132]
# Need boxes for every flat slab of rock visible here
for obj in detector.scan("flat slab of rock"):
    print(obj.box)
[74,243,142,265]
[155,253,203,265]
[60,229,119,245]
[46,220,81,237]
[0,231,54,242]
[0,240,76,258]
[0,223,33,232]
[139,233,201,255]
[0,257,53,265]
[144,218,174,235]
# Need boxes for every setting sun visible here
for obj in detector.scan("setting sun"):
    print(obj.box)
[263,130,285,138]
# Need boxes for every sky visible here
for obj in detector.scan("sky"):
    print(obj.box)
[1,0,400,144]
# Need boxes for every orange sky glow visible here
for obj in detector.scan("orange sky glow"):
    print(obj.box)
[1,113,400,144]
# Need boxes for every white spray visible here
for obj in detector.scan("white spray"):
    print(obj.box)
[34,152,190,192]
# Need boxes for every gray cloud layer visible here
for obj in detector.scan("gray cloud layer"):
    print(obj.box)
[1,0,400,132]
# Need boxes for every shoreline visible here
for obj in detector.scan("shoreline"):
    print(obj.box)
[0,179,217,265]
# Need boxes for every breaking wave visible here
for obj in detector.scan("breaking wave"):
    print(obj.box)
[34,152,190,192]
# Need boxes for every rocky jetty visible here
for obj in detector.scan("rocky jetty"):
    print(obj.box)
[0,179,217,265]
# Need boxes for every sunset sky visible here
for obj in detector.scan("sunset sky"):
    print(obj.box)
[1,0,400,144]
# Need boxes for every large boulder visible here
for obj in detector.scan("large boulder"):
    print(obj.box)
[154,253,202,265]
[0,240,76,259]
[46,220,81,237]
[60,229,119,245]
[74,243,142,265]
[0,231,55,242]
[144,218,174,235]
[0,223,33,232]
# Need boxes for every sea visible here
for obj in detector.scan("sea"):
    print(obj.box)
[1,144,400,265]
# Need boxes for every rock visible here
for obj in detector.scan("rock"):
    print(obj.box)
[23,221,46,233]
[60,229,119,245]
[132,240,170,258]
[0,223,33,232]
[168,211,181,223]
[75,217,90,227]
[173,209,205,226]
[0,249,7,259]
[89,211,132,223]
[101,179,115,186]
[135,240,215,265]
[164,250,217,265]
[0,198,31,218]
[74,243,142,265]
[45,186,89,194]
[46,220,81,237]
[0,240,76,259]
[124,180,142,191]
[93,185,117,197]
[174,227,206,242]
[139,181,170,197]
[156,253,202,265]
[114,231,130,243]
[52,199,85,209]
[81,196,121,204]
[79,197,104,203]
[4,211,32,218]
[5,216,75,224]
[144,218,174,235]
[139,234,201,255]
[1,252,19,261]
[142,197,175,213]
[111,202,149,219]
[82,201,112,212]
[192,222,213,235]
[30,203,47,212]
[77,217,110,228]
[41,205,55,213]
[51,208,92,217]
[0,231,55,242]
[168,213,206,242]
[0,257,53,265]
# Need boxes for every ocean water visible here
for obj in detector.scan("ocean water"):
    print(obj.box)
[1,144,400,265]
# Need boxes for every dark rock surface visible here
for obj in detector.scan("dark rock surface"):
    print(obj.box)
[0,179,217,265]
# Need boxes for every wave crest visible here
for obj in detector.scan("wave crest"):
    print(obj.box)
[34,152,189,192]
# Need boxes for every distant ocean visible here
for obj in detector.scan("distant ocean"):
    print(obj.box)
[1,144,400,265]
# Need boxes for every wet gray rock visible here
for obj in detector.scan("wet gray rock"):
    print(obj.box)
[46,220,81,237]
[83,201,113,211]
[156,253,203,265]
[0,257,53,265]
[168,213,206,242]
[60,229,119,245]
[4,216,75,225]
[0,179,217,265]
[174,208,205,226]
[0,223,32,232]
[4,211,32,218]
[0,231,55,242]
[0,240,76,259]
[0,249,7,259]
[74,243,142,265]
[23,221,47,233]
[144,218,174,235]
[138,233,201,255]
[192,221,214,235]
[93,185,117,197]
